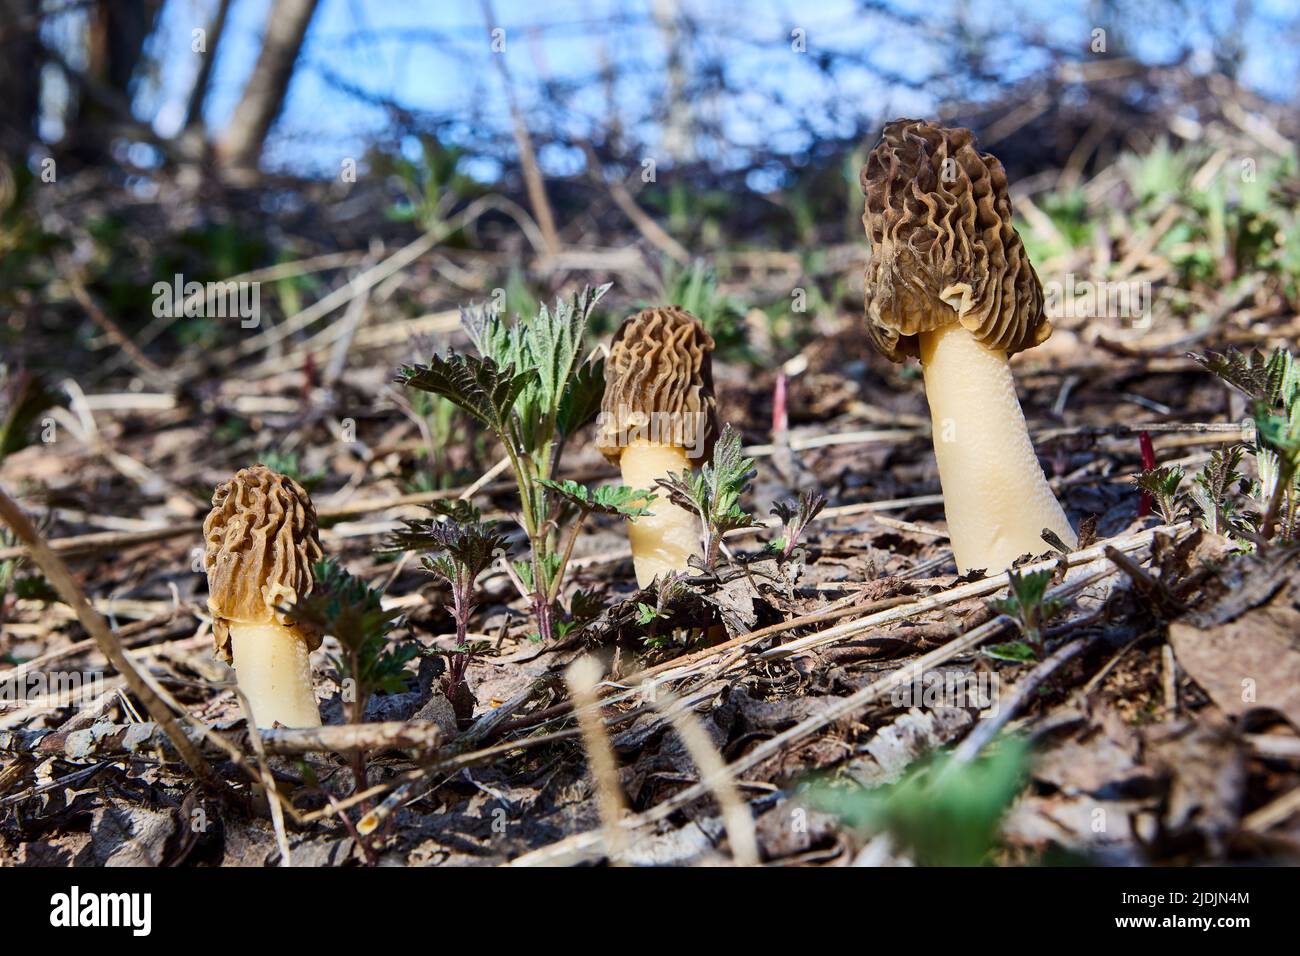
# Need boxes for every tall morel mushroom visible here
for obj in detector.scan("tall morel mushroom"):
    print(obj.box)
[596,306,719,587]
[860,118,1077,573]
[203,463,324,728]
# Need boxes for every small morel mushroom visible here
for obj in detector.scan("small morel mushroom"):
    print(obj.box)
[203,464,324,728]
[860,118,1077,573]
[596,306,719,587]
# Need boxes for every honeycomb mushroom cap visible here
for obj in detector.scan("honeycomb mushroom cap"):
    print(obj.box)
[860,118,1050,362]
[203,464,324,663]
[595,306,719,465]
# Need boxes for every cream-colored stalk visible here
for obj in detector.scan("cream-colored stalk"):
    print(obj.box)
[618,441,701,588]
[229,623,321,729]
[920,323,1076,572]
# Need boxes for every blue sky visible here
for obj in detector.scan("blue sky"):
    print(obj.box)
[41,0,1300,178]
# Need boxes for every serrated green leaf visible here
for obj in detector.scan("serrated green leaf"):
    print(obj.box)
[713,503,763,535]
[395,352,534,435]
[1133,465,1184,500]
[1188,445,1246,535]
[992,568,1061,643]
[557,357,606,437]
[1192,347,1296,408]
[768,489,827,558]
[653,424,760,571]
[286,559,414,708]
[1133,465,1185,523]
[389,506,510,586]
[1008,568,1051,608]
[536,477,656,518]
[705,425,757,516]
[396,285,612,629]
[287,558,403,655]
[530,293,585,414]
[1256,405,1300,459]
[461,303,519,370]
[983,640,1039,662]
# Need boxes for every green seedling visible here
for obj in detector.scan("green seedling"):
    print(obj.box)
[987,568,1063,660]
[1190,347,1299,542]
[388,500,510,719]
[1187,446,1247,538]
[395,285,609,641]
[636,571,688,651]
[811,737,1030,866]
[655,424,761,574]
[1132,465,1185,525]
[767,489,827,562]
[287,558,415,792]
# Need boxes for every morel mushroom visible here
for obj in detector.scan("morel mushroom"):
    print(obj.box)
[203,464,324,728]
[860,119,1076,572]
[596,306,719,587]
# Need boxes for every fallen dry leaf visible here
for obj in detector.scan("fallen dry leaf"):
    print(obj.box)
[1170,603,1300,730]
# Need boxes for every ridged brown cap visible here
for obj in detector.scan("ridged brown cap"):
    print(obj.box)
[860,118,1050,362]
[202,464,324,664]
[595,306,719,464]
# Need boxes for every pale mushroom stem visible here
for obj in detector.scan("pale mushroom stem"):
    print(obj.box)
[618,440,702,588]
[919,323,1077,573]
[229,623,322,728]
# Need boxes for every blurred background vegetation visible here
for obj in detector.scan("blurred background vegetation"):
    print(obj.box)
[0,0,1297,443]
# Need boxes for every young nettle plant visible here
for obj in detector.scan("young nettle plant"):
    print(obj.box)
[655,424,761,574]
[635,571,688,651]
[1132,465,1186,525]
[395,285,615,640]
[289,558,413,722]
[388,500,509,717]
[1187,446,1249,538]
[1190,347,1300,542]
[986,568,1063,662]
[287,558,414,792]
[767,490,828,562]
